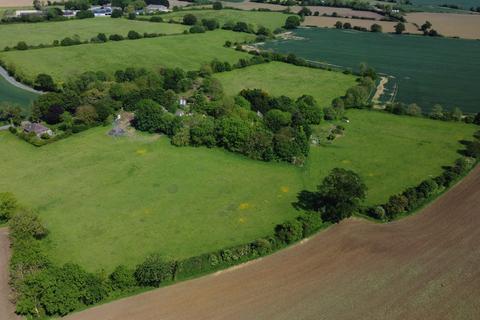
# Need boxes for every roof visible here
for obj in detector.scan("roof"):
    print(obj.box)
[23,122,50,134]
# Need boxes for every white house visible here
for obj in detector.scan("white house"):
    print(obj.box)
[145,4,170,13]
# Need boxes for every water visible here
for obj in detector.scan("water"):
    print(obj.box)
[261,28,480,113]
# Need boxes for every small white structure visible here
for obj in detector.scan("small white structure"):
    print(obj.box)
[179,98,187,107]
[15,10,42,17]
[91,6,113,16]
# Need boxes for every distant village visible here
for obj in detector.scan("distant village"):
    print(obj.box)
[13,3,170,18]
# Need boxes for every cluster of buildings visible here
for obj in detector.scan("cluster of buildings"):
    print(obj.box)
[14,4,169,18]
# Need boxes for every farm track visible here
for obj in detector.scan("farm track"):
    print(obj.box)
[0,228,20,320]
[66,165,480,320]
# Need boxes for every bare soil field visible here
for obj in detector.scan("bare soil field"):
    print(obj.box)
[407,12,480,39]
[303,16,421,34]
[223,1,384,19]
[0,228,20,320]
[65,165,480,320]
[0,0,31,7]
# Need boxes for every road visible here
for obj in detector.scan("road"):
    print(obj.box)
[65,165,480,320]
[0,228,20,320]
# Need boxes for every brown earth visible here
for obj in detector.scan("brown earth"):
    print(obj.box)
[0,228,20,320]
[406,12,480,40]
[65,165,480,320]
[303,16,421,34]
[0,0,32,7]
[223,1,383,19]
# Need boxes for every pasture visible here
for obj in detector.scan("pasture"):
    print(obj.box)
[215,61,357,107]
[0,18,188,49]
[0,30,253,83]
[153,9,288,30]
[0,109,474,271]
[261,28,480,113]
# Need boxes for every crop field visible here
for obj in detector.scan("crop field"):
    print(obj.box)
[0,74,38,109]
[303,16,421,34]
[0,18,188,49]
[409,0,480,9]
[0,109,474,271]
[0,30,253,83]
[215,61,357,107]
[154,9,288,30]
[261,28,480,113]
[406,12,480,39]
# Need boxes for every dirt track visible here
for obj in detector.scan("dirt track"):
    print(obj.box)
[65,165,480,320]
[0,228,19,320]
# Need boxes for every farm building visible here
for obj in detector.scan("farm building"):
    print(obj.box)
[22,122,53,137]
[145,4,170,13]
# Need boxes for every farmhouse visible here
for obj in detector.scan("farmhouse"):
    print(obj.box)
[22,122,53,137]
[145,4,170,13]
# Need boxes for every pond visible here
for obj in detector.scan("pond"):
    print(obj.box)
[261,28,480,113]
[0,68,39,112]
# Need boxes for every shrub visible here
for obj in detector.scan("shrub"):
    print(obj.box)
[109,34,125,41]
[284,15,300,29]
[128,12,137,20]
[275,220,303,244]
[189,25,206,33]
[111,8,123,18]
[251,238,272,256]
[34,74,56,91]
[150,15,163,22]
[212,1,223,10]
[15,41,29,50]
[110,265,137,290]
[76,9,94,19]
[183,13,197,25]
[10,210,48,240]
[0,192,17,222]
[127,30,142,39]
[134,254,176,287]
[384,194,408,219]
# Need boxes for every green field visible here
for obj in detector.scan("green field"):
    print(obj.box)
[0,30,253,83]
[262,28,480,113]
[0,18,188,49]
[215,62,357,107]
[0,74,38,110]
[0,109,474,271]
[152,9,288,31]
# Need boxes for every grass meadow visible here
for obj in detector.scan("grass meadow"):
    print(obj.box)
[0,109,475,271]
[0,18,188,49]
[152,9,289,30]
[0,30,253,83]
[215,62,357,107]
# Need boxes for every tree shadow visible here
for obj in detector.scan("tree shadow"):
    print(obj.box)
[292,190,318,211]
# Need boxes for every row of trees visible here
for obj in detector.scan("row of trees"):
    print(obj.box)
[385,102,480,124]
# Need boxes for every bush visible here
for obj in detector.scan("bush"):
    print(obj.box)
[189,25,206,33]
[127,30,142,39]
[212,1,223,10]
[183,13,197,25]
[134,254,176,287]
[10,210,48,240]
[274,220,303,244]
[34,74,56,91]
[128,12,137,20]
[150,15,163,22]
[0,192,17,222]
[76,9,94,19]
[109,34,125,41]
[284,15,300,29]
[111,8,123,18]
[15,41,29,50]
[110,265,137,290]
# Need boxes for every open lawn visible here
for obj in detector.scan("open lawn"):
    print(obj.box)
[0,18,188,49]
[215,61,357,107]
[0,30,253,83]
[0,109,474,272]
[152,9,288,31]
